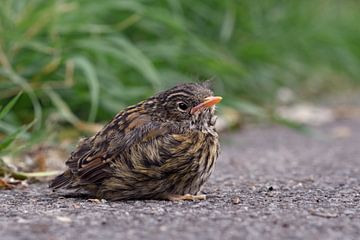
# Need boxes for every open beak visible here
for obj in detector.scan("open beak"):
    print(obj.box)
[191,96,222,114]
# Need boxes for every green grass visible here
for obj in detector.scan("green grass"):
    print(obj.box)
[0,92,34,159]
[0,0,360,144]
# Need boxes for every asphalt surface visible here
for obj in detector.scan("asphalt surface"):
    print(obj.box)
[1,118,360,240]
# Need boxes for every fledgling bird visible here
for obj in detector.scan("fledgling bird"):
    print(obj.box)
[50,82,222,201]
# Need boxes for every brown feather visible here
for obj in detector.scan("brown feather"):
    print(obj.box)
[49,83,220,201]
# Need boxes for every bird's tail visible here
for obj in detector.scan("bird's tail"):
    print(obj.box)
[49,170,73,189]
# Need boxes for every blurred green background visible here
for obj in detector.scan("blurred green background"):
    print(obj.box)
[1,0,360,155]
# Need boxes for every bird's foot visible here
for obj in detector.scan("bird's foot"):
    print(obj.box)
[87,198,107,203]
[166,194,206,201]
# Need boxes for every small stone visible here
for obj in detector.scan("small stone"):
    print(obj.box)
[232,197,240,204]
[17,217,28,223]
[73,204,81,209]
[56,216,72,223]
[267,191,276,197]
[343,209,355,215]
[282,223,289,228]
[308,209,338,218]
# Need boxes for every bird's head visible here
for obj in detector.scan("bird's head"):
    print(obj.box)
[146,82,222,130]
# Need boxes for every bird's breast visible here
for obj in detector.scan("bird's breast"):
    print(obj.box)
[164,131,219,194]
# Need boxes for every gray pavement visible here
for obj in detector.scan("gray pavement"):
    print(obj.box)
[1,118,360,240]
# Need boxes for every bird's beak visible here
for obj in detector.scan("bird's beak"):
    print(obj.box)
[191,96,222,114]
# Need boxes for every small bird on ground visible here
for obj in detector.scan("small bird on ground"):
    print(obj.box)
[50,82,222,201]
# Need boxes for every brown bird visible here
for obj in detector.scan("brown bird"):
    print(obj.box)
[50,82,222,201]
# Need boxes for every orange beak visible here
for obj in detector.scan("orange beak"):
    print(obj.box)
[190,96,222,114]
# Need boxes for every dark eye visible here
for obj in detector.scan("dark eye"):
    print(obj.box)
[177,102,188,111]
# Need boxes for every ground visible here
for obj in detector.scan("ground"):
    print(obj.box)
[1,117,360,240]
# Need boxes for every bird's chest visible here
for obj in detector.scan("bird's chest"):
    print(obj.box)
[173,132,219,194]
[128,130,219,195]
[195,134,219,181]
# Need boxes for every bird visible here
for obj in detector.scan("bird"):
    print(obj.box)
[49,82,222,201]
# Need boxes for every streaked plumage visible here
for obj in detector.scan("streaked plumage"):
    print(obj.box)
[50,82,221,201]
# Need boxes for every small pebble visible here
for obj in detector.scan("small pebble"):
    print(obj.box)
[56,216,72,223]
[232,197,240,204]
[159,225,167,231]
[343,209,355,215]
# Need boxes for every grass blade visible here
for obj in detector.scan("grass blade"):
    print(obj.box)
[44,87,80,125]
[72,57,100,122]
[0,91,22,120]
[0,119,35,152]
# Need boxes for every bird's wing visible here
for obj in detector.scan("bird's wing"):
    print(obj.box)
[64,111,171,186]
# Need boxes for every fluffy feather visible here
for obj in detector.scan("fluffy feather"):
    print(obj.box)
[50,83,220,200]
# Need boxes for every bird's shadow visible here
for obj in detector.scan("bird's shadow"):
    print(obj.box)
[50,189,93,200]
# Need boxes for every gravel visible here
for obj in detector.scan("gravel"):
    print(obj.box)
[1,118,360,240]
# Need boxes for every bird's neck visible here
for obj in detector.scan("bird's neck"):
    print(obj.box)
[190,109,218,136]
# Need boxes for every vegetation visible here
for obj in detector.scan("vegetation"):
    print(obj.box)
[0,92,32,182]
[1,0,359,152]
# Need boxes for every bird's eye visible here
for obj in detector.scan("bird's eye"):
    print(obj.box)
[177,102,188,111]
